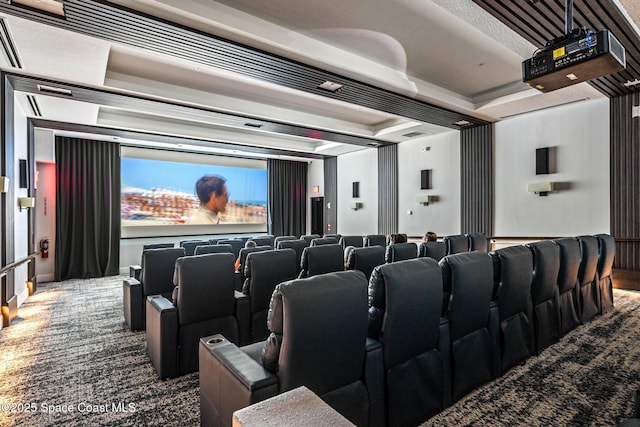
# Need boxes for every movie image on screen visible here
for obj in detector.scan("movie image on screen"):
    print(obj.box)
[121,157,267,226]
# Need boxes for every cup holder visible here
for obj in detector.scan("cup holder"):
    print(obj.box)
[207,337,224,345]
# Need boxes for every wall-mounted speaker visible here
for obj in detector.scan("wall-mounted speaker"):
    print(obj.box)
[352,181,360,198]
[535,148,549,175]
[420,169,432,190]
[19,159,28,188]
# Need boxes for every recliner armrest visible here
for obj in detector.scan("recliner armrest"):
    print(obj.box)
[235,292,251,346]
[130,265,142,280]
[123,278,144,331]
[200,335,278,427]
[146,295,178,379]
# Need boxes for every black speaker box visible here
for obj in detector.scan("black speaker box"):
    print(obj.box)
[536,147,549,175]
[352,182,360,198]
[420,169,432,190]
[19,159,28,188]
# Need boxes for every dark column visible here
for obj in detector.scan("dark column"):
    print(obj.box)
[1,72,17,327]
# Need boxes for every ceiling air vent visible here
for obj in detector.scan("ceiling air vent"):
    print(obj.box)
[0,17,22,68]
[25,94,42,116]
[402,132,424,138]
[37,84,72,96]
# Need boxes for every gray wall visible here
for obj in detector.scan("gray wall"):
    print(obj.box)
[398,131,461,237]
[494,98,610,236]
[336,148,378,235]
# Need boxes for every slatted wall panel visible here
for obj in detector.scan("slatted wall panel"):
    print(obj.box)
[460,124,494,236]
[323,157,337,235]
[378,144,398,235]
[610,93,640,270]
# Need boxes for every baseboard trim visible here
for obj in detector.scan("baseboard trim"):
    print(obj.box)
[36,273,55,283]
[613,269,640,291]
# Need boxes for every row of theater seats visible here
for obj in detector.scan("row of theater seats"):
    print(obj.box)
[123,232,405,333]
[123,232,491,377]
[198,233,615,427]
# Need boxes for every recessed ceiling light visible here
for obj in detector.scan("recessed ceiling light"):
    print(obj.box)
[624,78,640,87]
[317,81,344,93]
[453,120,471,126]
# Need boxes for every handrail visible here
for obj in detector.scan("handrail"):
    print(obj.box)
[489,236,639,242]
[0,252,39,278]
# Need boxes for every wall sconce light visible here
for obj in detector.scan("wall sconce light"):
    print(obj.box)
[0,176,8,193]
[18,196,35,211]
[416,195,436,206]
[350,202,363,211]
[527,182,555,196]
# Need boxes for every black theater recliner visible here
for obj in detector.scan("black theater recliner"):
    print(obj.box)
[368,258,451,426]
[340,235,364,249]
[385,242,417,263]
[180,239,210,256]
[526,240,561,354]
[238,249,298,345]
[146,252,240,379]
[249,235,275,248]
[418,241,447,261]
[128,242,175,280]
[440,251,500,401]
[123,247,185,331]
[596,233,616,313]
[345,246,385,280]
[444,234,468,255]
[577,235,601,323]
[490,245,535,375]
[199,271,384,427]
[276,239,308,275]
[467,232,489,252]
[298,244,344,278]
[364,234,386,247]
[554,237,582,336]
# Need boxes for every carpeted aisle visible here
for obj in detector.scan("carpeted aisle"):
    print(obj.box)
[2,276,640,426]
[423,288,640,426]
[0,276,199,426]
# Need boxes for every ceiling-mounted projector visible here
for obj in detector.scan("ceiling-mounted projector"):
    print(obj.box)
[522,27,625,92]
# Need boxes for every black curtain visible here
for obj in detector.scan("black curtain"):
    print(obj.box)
[54,137,120,281]
[268,159,307,237]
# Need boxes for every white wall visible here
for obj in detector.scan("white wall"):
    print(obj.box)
[13,102,29,305]
[398,131,461,237]
[307,158,324,234]
[34,129,56,283]
[336,148,378,235]
[494,98,610,236]
[34,162,56,283]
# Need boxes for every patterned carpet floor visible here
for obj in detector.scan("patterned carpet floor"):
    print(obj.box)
[424,289,640,426]
[1,276,639,426]
[0,276,199,426]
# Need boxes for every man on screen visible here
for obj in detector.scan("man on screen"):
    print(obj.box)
[185,174,229,224]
